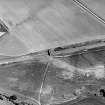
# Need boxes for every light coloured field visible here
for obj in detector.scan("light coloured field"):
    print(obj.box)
[83,0,105,20]
[0,0,105,56]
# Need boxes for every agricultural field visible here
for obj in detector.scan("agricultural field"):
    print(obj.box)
[0,0,105,105]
